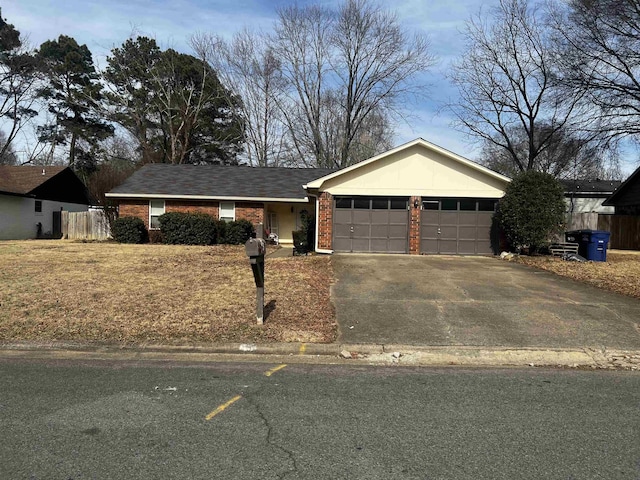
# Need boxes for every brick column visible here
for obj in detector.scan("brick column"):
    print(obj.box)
[317,192,333,250]
[409,196,421,255]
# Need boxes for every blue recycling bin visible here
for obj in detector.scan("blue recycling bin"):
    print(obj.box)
[565,230,610,262]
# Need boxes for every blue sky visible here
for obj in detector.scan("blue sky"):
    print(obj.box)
[4,0,637,173]
[4,0,500,160]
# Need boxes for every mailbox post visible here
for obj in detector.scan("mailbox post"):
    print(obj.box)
[245,236,266,324]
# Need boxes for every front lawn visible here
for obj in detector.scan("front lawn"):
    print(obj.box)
[515,252,640,299]
[0,241,336,345]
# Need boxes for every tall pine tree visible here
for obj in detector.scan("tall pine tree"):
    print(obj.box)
[37,35,113,167]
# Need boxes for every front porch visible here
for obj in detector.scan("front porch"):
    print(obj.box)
[264,201,315,246]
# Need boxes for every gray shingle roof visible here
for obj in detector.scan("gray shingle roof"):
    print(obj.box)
[560,179,622,195]
[107,164,336,200]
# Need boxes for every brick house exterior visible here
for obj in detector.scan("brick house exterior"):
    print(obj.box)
[107,139,510,254]
[106,164,333,245]
[118,199,265,231]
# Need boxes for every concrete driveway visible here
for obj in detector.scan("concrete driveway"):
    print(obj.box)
[331,255,640,349]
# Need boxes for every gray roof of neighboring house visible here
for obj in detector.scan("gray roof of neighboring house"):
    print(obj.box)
[107,164,337,200]
[561,179,622,196]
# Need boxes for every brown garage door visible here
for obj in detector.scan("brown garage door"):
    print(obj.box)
[333,197,409,253]
[420,198,497,255]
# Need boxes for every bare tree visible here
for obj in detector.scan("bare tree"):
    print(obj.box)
[274,0,432,168]
[479,124,618,179]
[192,29,289,167]
[0,131,17,164]
[331,0,430,167]
[548,0,640,143]
[0,13,39,162]
[273,4,334,167]
[449,0,588,174]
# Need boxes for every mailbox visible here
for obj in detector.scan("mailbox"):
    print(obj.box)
[245,237,266,259]
[245,236,266,324]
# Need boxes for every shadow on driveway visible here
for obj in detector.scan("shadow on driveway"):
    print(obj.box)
[331,254,640,349]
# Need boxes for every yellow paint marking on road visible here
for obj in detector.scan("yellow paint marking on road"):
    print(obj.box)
[299,343,307,355]
[264,364,287,377]
[205,395,242,421]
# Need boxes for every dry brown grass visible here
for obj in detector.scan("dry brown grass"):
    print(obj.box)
[0,241,336,345]
[514,252,640,299]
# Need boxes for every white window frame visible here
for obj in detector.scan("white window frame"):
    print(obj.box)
[34,200,43,216]
[219,201,235,222]
[149,200,165,229]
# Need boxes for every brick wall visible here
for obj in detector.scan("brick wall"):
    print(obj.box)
[118,198,265,231]
[317,192,333,250]
[118,200,150,228]
[236,202,265,225]
[409,196,421,254]
[166,200,219,218]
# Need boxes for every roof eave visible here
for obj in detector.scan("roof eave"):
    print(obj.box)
[105,193,310,203]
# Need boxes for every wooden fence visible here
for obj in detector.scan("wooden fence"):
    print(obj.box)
[61,210,111,241]
[560,213,640,250]
[597,215,640,250]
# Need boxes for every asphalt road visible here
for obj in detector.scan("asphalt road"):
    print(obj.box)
[1,358,639,479]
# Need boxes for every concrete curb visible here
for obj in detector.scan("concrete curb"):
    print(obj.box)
[1,341,639,369]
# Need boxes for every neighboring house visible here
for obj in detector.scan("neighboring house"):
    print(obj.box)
[561,179,621,214]
[107,138,511,255]
[602,165,640,215]
[0,166,92,240]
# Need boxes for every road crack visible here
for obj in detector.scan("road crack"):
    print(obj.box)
[244,392,298,479]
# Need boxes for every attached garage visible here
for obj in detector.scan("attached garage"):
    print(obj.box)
[305,138,511,255]
[420,198,497,254]
[333,197,409,253]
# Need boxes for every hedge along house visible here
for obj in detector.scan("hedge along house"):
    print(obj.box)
[0,165,92,240]
[105,164,335,245]
[305,138,511,254]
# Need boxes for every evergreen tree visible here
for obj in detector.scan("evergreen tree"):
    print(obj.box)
[36,35,113,166]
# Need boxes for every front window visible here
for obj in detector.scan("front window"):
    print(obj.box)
[219,202,235,222]
[149,200,165,229]
[35,200,42,214]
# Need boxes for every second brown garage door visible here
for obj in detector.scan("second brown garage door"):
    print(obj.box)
[420,198,497,255]
[333,197,409,253]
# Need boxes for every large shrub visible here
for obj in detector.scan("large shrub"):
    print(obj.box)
[221,219,255,245]
[158,212,217,245]
[111,216,148,244]
[497,171,565,253]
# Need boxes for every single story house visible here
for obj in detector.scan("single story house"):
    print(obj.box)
[107,138,511,255]
[0,165,92,240]
[561,179,621,214]
[106,164,335,245]
[602,165,640,215]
